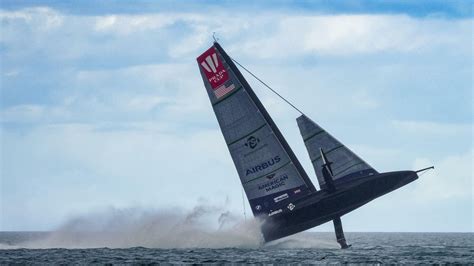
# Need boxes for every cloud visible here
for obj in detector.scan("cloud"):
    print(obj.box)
[391,120,472,137]
[412,150,473,201]
[1,7,472,232]
[1,121,243,230]
[93,13,191,35]
[0,104,45,122]
[0,7,63,31]
[388,120,472,159]
[1,62,212,125]
[2,8,471,65]
[234,14,472,58]
[125,95,167,112]
[3,70,20,77]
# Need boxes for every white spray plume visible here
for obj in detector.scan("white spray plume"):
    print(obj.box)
[6,203,336,249]
[22,204,264,249]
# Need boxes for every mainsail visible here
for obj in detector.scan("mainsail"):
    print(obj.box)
[197,42,316,216]
[297,115,378,189]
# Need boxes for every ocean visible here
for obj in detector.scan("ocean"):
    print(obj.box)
[1,232,472,264]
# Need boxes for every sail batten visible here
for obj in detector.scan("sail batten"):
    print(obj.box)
[304,130,325,142]
[226,123,266,146]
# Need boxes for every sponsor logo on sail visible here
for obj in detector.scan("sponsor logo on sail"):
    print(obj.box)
[213,83,235,99]
[287,203,295,211]
[273,193,289,203]
[268,209,282,216]
[244,136,260,149]
[259,174,288,192]
[266,173,276,180]
[243,142,268,157]
[197,47,229,89]
[200,53,219,74]
[245,155,281,176]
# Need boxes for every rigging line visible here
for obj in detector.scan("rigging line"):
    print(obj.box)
[231,57,305,116]
[241,188,247,220]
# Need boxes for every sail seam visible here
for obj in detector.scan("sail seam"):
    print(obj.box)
[227,123,266,146]
[303,130,325,142]
[243,161,291,184]
[333,162,365,177]
[311,145,344,163]
[212,85,242,106]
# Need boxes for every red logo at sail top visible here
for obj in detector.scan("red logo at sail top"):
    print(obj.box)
[197,46,229,89]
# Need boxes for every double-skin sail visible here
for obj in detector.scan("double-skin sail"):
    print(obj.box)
[197,42,316,217]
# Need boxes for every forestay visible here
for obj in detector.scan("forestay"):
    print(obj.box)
[197,43,316,217]
[297,115,378,189]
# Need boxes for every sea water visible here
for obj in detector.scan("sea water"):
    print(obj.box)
[1,232,472,264]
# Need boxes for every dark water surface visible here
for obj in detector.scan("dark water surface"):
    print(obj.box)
[1,232,472,264]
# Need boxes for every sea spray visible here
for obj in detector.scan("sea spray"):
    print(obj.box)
[22,204,264,249]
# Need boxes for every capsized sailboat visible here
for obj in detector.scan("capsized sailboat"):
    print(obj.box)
[196,41,430,248]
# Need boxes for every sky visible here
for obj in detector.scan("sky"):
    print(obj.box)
[0,0,472,232]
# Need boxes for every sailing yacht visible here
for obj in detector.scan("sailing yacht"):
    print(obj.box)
[197,41,429,248]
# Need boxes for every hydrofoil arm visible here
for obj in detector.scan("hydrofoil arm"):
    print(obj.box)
[333,216,351,249]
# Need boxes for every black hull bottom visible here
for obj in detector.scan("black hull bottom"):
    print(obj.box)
[261,170,418,242]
